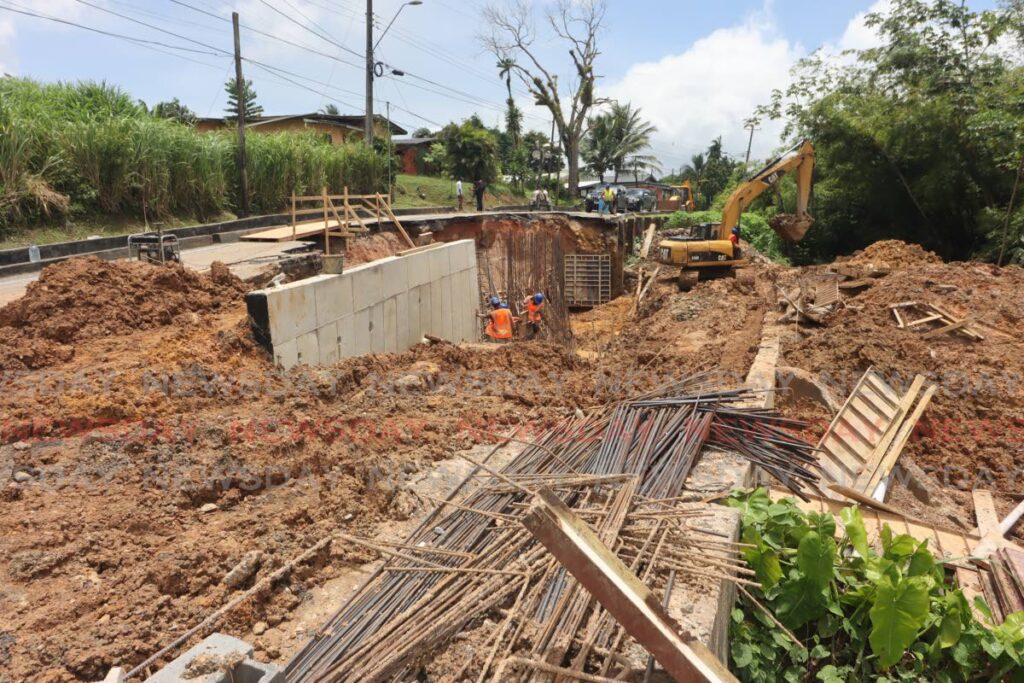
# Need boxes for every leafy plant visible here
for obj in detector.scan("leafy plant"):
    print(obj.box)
[725,489,1024,682]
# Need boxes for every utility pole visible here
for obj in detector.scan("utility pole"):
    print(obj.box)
[365,0,374,144]
[743,121,759,168]
[232,12,250,217]
[386,101,392,191]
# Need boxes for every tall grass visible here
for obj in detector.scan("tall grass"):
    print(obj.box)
[0,77,387,235]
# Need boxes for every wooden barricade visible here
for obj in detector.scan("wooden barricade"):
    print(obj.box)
[289,188,415,255]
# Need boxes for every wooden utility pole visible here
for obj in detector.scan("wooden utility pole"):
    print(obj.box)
[232,12,250,217]
[365,0,375,144]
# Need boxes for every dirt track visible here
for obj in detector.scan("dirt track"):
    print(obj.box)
[2,239,1022,681]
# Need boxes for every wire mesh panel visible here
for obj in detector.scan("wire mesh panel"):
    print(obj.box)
[564,253,611,307]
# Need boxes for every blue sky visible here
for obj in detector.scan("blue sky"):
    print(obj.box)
[0,1,1001,170]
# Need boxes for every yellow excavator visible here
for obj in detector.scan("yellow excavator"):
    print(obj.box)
[656,139,815,289]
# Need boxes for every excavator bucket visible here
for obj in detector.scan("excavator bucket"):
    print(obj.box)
[769,213,814,242]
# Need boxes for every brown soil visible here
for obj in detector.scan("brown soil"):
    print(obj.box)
[5,236,1019,681]
[783,243,1024,496]
[0,257,246,371]
[0,248,767,682]
[343,231,407,266]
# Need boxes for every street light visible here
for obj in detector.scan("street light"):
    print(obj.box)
[365,0,422,144]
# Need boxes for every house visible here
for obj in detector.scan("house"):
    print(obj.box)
[392,137,436,175]
[195,113,407,144]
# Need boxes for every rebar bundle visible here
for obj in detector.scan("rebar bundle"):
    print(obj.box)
[285,373,821,682]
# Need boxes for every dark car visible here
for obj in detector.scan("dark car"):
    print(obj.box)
[624,188,656,212]
[584,184,628,213]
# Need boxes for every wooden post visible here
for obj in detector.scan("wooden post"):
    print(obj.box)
[323,186,331,256]
[232,12,250,218]
[290,191,296,240]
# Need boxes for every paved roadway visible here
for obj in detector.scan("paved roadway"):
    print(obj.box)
[0,240,309,307]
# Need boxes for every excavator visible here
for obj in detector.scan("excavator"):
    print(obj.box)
[656,139,815,289]
[668,180,696,212]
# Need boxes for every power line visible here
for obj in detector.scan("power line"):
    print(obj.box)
[253,0,363,60]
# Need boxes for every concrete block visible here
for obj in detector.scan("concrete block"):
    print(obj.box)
[428,279,445,340]
[296,331,319,366]
[407,286,423,344]
[449,239,477,272]
[427,246,452,282]
[406,249,431,287]
[274,339,298,369]
[378,256,409,300]
[454,268,479,342]
[345,309,370,357]
[348,262,383,312]
[266,279,318,343]
[314,274,353,326]
[369,302,385,354]
[441,275,454,341]
[144,633,282,683]
[317,321,340,365]
[394,291,411,349]
[383,296,398,353]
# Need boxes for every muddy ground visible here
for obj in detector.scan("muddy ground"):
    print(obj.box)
[1,237,1020,681]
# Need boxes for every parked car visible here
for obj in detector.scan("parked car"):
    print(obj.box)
[583,184,628,213]
[624,188,656,212]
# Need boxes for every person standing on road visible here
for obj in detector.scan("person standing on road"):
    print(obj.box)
[456,179,464,211]
[474,179,486,211]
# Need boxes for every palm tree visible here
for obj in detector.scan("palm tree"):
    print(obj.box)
[682,153,706,207]
[581,102,658,182]
[319,103,340,115]
[496,57,520,148]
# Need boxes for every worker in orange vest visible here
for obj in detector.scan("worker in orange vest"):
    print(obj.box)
[483,300,516,341]
[523,292,545,339]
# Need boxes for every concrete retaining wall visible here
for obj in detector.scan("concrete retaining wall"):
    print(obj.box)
[246,239,479,368]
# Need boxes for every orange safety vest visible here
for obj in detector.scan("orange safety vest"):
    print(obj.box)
[526,299,544,323]
[486,308,514,339]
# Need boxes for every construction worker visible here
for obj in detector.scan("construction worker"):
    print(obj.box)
[523,292,545,340]
[483,302,515,342]
[730,226,741,258]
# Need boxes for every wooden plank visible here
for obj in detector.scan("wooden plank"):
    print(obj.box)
[887,301,918,309]
[906,313,943,327]
[639,224,657,259]
[522,487,738,683]
[863,383,936,497]
[922,319,967,339]
[973,491,1001,536]
[854,376,925,495]
[243,219,346,242]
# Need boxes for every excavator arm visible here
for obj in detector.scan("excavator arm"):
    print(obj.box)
[720,139,815,242]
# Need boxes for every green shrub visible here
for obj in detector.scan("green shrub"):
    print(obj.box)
[725,489,1024,682]
[0,76,387,232]
[662,209,790,264]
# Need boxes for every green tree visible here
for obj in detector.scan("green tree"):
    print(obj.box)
[319,103,340,115]
[224,77,263,123]
[436,117,501,183]
[412,127,433,138]
[152,98,197,124]
[581,102,657,182]
[755,0,1024,262]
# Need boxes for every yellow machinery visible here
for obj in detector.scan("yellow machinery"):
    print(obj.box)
[668,181,696,212]
[656,139,815,288]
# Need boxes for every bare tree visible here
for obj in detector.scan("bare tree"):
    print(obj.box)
[482,0,606,197]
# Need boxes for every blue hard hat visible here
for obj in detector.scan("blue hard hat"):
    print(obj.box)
[731,226,740,234]
[533,293,544,304]
[489,295,500,307]
[500,303,509,309]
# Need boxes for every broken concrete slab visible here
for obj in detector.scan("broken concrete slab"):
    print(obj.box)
[143,633,281,683]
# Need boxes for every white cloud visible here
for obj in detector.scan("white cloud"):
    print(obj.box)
[602,13,801,170]
[836,0,890,52]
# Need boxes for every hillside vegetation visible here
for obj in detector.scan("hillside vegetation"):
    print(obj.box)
[0,78,386,237]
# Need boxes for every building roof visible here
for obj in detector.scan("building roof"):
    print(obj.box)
[393,136,437,148]
[196,113,407,135]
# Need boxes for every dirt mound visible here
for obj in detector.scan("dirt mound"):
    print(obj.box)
[345,231,407,266]
[845,239,942,268]
[0,257,247,370]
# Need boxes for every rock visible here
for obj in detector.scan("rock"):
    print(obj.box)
[393,374,426,392]
[401,460,419,474]
[341,512,354,522]
[252,621,268,636]
[97,614,111,625]
[223,550,262,589]
[199,503,219,513]
[13,471,32,483]
[12,441,30,452]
